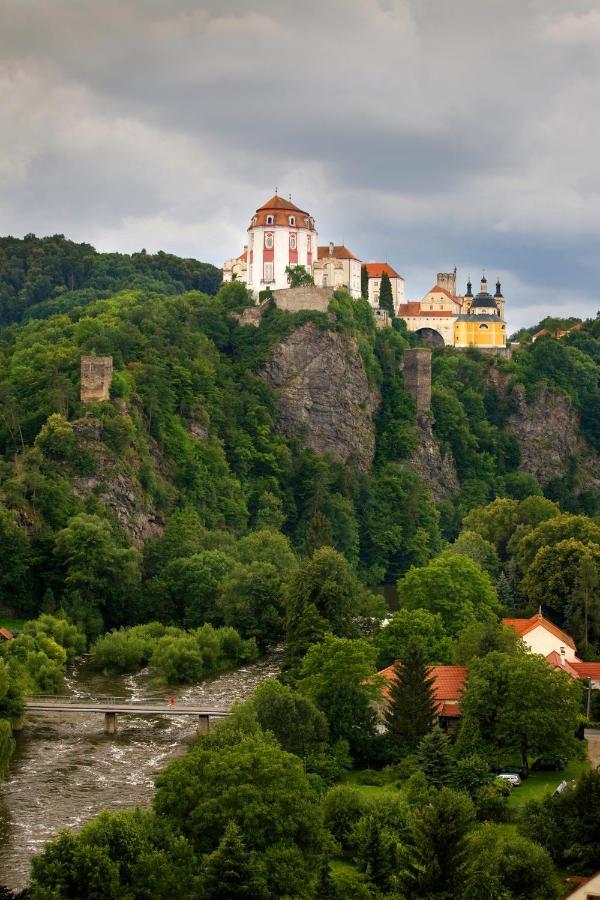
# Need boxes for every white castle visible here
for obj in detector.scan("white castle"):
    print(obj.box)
[223,194,507,350]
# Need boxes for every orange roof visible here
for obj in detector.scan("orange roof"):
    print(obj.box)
[250,195,313,229]
[544,651,580,677]
[571,662,600,679]
[365,262,402,279]
[397,301,422,316]
[378,664,467,714]
[317,244,360,261]
[237,249,247,262]
[502,614,576,651]
[425,285,459,302]
[0,627,13,640]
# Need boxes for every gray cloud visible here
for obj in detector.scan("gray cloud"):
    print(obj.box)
[1,0,600,331]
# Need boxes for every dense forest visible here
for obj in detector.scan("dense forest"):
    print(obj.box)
[1,236,600,897]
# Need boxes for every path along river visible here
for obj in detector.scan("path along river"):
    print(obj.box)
[0,650,282,891]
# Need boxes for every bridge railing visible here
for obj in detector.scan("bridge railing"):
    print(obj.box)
[24,694,225,709]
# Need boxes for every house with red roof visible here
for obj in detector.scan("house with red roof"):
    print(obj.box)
[0,627,13,641]
[502,612,578,662]
[364,262,405,310]
[563,871,600,899]
[378,663,467,733]
[313,243,362,298]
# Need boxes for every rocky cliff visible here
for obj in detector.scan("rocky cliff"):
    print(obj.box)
[487,369,600,494]
[262,321,379,471]
[405,414,459,500]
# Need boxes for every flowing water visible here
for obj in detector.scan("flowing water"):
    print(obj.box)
[0,650,282,891]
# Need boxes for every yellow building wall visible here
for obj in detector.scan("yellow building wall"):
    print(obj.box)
[454,320,506,348]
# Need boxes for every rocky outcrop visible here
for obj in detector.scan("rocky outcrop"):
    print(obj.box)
[405,414,459,500]
[263,321,379,470]
[487,368,600,493]
[71,417,163,547]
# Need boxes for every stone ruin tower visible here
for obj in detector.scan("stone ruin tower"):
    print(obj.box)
[402,348,432,416]
[80,356,113,403]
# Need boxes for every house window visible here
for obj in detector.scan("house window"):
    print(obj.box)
[264,232,274,250]
[307,236,311,251]
[263,262,274,282]
[323,273,328,286]
[479,323,489,330]
[289,233,297,250]
[289,216,295,225]
[266,215,274,225]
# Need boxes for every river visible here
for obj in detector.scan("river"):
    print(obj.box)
[0,650,282,891]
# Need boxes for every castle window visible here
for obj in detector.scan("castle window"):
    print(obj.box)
[479,323,489,330]
[264,233,274,250]
[289,233,297,250]
[289,216,295,225]
[307,236,311,251]
[266,215,274,225]
[263,261,274,282]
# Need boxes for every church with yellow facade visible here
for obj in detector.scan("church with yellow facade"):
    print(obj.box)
[397,271,507,350]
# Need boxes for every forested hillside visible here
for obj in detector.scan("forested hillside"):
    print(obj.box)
[0,236,599,637]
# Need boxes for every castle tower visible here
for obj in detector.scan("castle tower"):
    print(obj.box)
[436,269,457,296]
[494,279,505,321]
[245,194,318,297]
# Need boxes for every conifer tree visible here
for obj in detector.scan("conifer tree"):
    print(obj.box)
[417,726,454,788]
[384,642,436,751]
[315,858,337,900]
[201,820,259,899]
[378,271,395,317]
[361,264,369,299]
[361,818,396,892]
[496,570,515,612]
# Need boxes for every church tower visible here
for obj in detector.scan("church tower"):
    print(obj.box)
[245,194,318,297]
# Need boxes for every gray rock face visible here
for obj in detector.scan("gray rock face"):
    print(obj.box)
[263,321,379,470]
[406,414,459,500]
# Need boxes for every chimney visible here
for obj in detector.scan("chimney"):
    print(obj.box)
[329,241,334,257]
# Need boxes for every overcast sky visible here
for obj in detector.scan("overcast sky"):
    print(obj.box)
[1,0,600,330]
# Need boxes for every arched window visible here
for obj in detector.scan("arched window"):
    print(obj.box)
[265,233,274,250]
[289,216,295,225]
[266,215,274,225]
[479,323,489,330]
[289,233,297,250]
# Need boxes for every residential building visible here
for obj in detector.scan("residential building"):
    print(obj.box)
[378,664,467,733]
[0,627,13,641]
[313,243,362,298]
[502,612,578,662]
[364,262,405,309]
[564,872,600,899]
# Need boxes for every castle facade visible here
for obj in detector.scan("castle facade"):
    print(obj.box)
[223,196,507,349]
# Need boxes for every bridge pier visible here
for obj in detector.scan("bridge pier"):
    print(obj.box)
[104,712,117,735]
[197,714,210,736]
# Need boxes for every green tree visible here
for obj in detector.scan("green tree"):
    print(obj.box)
[154,733,326,882]
[357,817,397,893]
[297,635,379,758]
[253,491,286,531]
[462,824,559,900]
[567,551,600,651]
[447,530,500,578]
[285,265,314,287]
[0,506,34,614]
[252,679,328,758]
[455,619,525,665]
[53,514,141,634]
[522,540,600,635]
[417,726,454,788]
[361,265,369,300]
[285,546,361,639]
[404,787,475,898]
[322,785,367,853]
[375,607,453,669]
[377,271,395,318]
[397,552,500,637]
[515,513,600,574]
[219,561,286,650]
[201,820,260,899]
[384,643,436,752]
[162,549,235,626]
[457,651,581,773]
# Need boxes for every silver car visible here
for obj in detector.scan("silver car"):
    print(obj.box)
[497,773,522,787]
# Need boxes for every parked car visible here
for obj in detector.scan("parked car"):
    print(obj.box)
[496,773,522,787]
[532,756,567,771]
[494,764,528,780]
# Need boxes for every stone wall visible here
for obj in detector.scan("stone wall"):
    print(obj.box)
[271,285,333,313]
[80,356,113,403]
[403,348,432,414]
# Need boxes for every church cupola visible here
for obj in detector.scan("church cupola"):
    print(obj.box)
[494,279,503,298]
[465,277,473,298]
[480,273,488,293]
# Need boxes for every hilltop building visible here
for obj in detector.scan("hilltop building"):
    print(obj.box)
[313,243,361,298]
[223,195,318,295]
[364,263,405,309]
[397,272,507,350]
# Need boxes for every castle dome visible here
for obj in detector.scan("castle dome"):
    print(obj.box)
[469,290,499,311]
[249,195,314,229]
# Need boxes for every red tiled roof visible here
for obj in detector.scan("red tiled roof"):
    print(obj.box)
[425,285,459,301]
[317,245,360,261]
[571,662,600,679]
[544,651,580,677]
[397,302,422,316]
[502,615,576,651]
[0,627,13,640]
[365,262,402,279]
[250,195,313,229]
[378,664,467,714]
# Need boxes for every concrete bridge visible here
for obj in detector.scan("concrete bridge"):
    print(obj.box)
[22,695,230,735]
